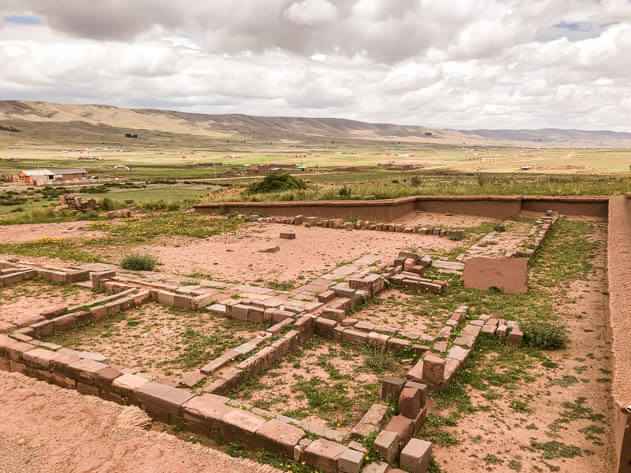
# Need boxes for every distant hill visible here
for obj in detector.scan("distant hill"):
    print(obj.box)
[459,128,631,147]
[0,100,629,148]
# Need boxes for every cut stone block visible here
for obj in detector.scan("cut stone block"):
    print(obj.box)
[374,430,399,465]
[507,328,523,346]
[363,462,389,473]
[303,439,347,473]
[255,419,304,457]
[338,448,364,473]
[136,382,194,423]
[422,353,445,388]
[381,376,405,401]
[258,246,280,253]
[399,387,423,420]
[463,256,528,293]
[222,409,267,446]
[384,415,414,448]
[66,358,109,384]
[351,403,388,438]
[400,438,433,473]
[279,232,296,240]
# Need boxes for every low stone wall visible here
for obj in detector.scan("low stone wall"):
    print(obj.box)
[195,195,609,220]
[607,195,631,473]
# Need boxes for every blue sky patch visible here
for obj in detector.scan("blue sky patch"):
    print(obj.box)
[536,21,616,42]
[3,15,43,25]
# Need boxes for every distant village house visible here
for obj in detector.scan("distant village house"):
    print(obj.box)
[13,168,88,186]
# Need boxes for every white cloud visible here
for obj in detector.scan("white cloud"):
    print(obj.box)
[283,0,338,26]
[0,0,629,130]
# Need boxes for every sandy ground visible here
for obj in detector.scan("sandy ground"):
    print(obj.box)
[0,280,96,326]
[0,371,280,473]
[232,336,406,433]
[394,211,492,228]
[0,221,103,243]
[434,222,615,473]
[351,289,448,336]
[116,222,463,283]
[46,303,265,385]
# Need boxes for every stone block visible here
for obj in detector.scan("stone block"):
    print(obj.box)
[22,348,56,370]
[93,366,123,390]
[384,415,414,448]
[507,328,523,346]
[222,409,267,446]
[381,376,405,401]
[77,381,100,396]
[315,317,337,338]
[31,319,54,338]
[463,257,528,293]
[386,337,410,352]
[363,462,389,473]
[338,448,364,473]
[367,331,389,349]
[0,334,34,362]
[112,373,150,403]
[231,304,250,321]
[136,382,194,423]
[66,358,109,385]
[422,353,445,388]
[255,419,304,457]
[400,438,433,473]
[322,308,345,322]
[279,232,296,240]
[399,387,423,420]
[258,245,280,253]
[303,439,347,473]
[374,430,399,465]
[52,313,76,332]
[351,403,388,438]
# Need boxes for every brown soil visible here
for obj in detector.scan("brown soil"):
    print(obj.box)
[232,336,407,434]
[350,289,447,336]
[109,222,462,283]
[0,280,96,326]
[394,211,492,228]
[0,371,280,473]
[46,303,267,385]
[0,221,103,243]
[432,221,615,473]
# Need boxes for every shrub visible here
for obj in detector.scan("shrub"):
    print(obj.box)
[120,253,157,271]
[100,197,115,211]
[247,173,306,194]
[449,232,464,241]
[521,320,567,350]
[494,223,507,232]
[338,186,352,197]
[410,175,421,187]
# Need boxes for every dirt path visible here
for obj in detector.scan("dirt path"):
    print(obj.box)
[0,221,102,243]
[433,222,615,472]
[0,371,280,473]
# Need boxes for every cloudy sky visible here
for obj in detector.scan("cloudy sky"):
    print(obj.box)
[0,0,630,130]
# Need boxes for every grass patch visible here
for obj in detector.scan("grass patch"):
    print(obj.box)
[120,253,158,271]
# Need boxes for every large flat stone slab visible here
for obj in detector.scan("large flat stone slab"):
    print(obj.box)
[463,256,528,293]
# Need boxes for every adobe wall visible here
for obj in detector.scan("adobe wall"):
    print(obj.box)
[194,195,609,219]
[522,196,609,217]
[607,195,631,473]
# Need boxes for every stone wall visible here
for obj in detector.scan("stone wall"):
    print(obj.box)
[607,195,631,473]
[195,195,609,220]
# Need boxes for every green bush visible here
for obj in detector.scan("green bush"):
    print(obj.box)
[120,253,158,271]
[338,186,352,197]
[494,223,507,232]
[100,197,115,211]
[521,320,567,350]
[247,173,307,194]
